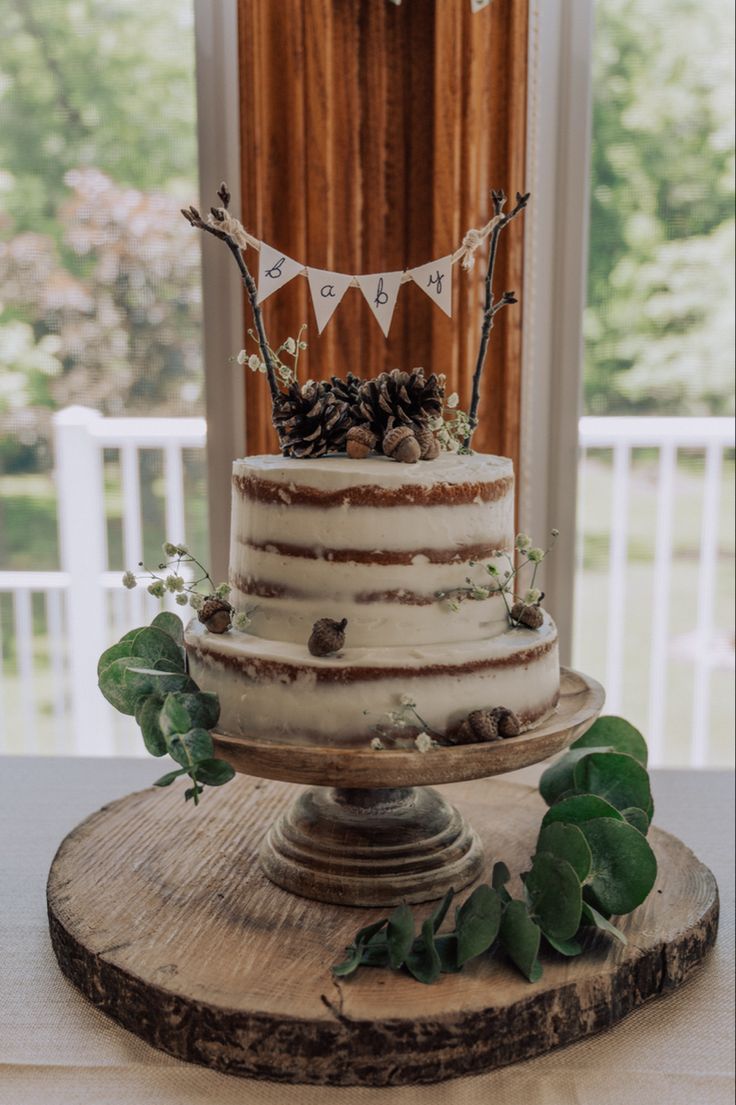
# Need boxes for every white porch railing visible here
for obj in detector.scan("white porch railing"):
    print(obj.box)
[0,410,733,763]
[576,416,735,768]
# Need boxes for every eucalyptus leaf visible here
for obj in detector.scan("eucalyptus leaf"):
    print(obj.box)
[539,746,614,806]
[455,885,502,966]
[98,656,152,715]
[492,861,512,903]
[579,818,658,914]
[581,901,628,945]
[129,626,185,671]
[168,727,215,767]
[541,794,624,829]
[571,715,648,766]
[429,887,455,933]
[499,900,543,982]
[332,946,362,978]
[405,918,441,984]
[97,640,137,676]
[525,853,582,940]
[573,752,651,814]
[544,934,583,957]
[359,941,390,968]
[195,758,235,786]
[355,918,388,946]
[171,691,220,731]
[151,611,185,646]
[135,695,166,756]
[153,767,187,787]
[160,693,193,737]
[387,904,414,969]
[125,666,194,703]
[536,822,592,882]
[435,934,461,973]
[621,807,650,835]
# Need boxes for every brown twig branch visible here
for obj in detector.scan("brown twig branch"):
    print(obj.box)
[464,189,530,449]
[181,186,279,402]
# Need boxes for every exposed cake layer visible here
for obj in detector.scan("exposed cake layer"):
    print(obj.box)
[185,614,560,748]
[230,453,515,647]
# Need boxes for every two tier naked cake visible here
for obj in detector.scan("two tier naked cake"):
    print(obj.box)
[185,451,560,747]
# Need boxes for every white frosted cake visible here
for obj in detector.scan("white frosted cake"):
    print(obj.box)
[184,452,560,747]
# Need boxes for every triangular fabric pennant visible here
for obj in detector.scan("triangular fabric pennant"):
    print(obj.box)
[355,271,403,337]
[256,243,303,304]
[306,268,354,334]
[408,254,453,318]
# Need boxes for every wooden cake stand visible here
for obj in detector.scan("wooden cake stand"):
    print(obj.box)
[47,667,719,1086]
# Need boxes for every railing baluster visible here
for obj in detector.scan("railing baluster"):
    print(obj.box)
[46,588,67,753]
[691,442,723,767]
[14,589,38,752]
[164,443,186,546]
[647,441,677,763]
[121,443,144,624]
[0,598,6,753]
[605,441,630,713]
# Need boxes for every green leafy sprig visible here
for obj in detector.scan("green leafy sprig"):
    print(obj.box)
[97,611,235,804]
[332,715,658,984]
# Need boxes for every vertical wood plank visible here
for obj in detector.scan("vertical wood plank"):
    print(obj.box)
[237,0,528,467]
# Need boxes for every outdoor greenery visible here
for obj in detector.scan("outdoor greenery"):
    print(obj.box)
[586,0,735,415]
[333,717,657,984]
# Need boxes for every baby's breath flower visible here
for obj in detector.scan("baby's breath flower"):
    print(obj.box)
[121,570,137,590]
[147,580,165,598]
[232,611,251,631]
[447,392,459,409]
[525,588,543,604]
[399,693,415,707]
[414,732,434,754]
[236,349,247,365]
[162,541,179,557]
[216,582,232,599]
[248,354,261,372]
[527,547,544,563]
[189,592,205,611]
[283,336,297,355]
[487,564,499,576]
[165,574,185,592]
[175,593,189,606]
[175,543,189,555]
[388,710,408,728]
[515,533,531,551]
[551,528,560,538]
[369,736,385,751]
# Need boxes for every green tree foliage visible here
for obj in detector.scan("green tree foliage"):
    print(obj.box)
[586,0,735,415]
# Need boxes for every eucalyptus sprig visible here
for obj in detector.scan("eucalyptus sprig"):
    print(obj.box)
[97,610,235,804]
[332,716,658,984]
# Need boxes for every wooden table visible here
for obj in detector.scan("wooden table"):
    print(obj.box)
[1,757,733,1105]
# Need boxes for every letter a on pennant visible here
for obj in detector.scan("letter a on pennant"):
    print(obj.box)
[408,255,453,318]
[256,243,303,304]
[355,271,403,337]
[306,268,354,334]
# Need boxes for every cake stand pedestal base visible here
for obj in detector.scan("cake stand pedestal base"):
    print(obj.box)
[260,785,483,906]
[47,776,719,1087]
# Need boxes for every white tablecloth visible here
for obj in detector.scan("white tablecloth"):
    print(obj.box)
[0,757,733,1105]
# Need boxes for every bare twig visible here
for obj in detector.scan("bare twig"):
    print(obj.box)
[181,194,279,402]
[465,190,530,449]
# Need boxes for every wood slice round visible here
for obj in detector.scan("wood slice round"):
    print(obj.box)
[212,667,605,788]
[47,776,719,1088]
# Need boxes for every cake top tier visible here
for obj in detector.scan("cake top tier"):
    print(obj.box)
[232,452,513,508]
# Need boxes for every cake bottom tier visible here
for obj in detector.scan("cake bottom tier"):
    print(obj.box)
[185,615,560,748]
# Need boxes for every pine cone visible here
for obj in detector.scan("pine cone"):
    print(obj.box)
[510,601,544,630]
[453,709,500,745]
[308,617,348,656]
[198,596,232,634]
[354,368,445,445]
[273,380,350,458]
[489,706,521,738]
[330,372,363,409]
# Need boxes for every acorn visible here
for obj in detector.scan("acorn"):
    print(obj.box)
[415,425,441,461]
[382,425,421,464]
[198,596,232,634]
[510,601,544,629]
[308,617,348,656]
[453,708,500,745]
[490,706,522,738]
[346,425,377,459]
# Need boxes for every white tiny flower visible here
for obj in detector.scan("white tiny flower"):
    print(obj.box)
[551,528,560,538]
[175,543,189,555]
[298,341,308,350]
[147,580,165,598]
[162,541,178,557]
[414,732,434,754]
[248,354,261,372]
[525,588,542,604]
[232,611,251,631]
[175,593,188,606]
[189,592,205,611]
[165,574,185,592]
[370,737,385,751]
[284,337,297,355]
[447,392,459,409]
[121,570,137,590]
[515,533,532,551]
[527,547,544,563]
[236,349,247,365]
[399,693,415,707]
[216,582,232,599]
